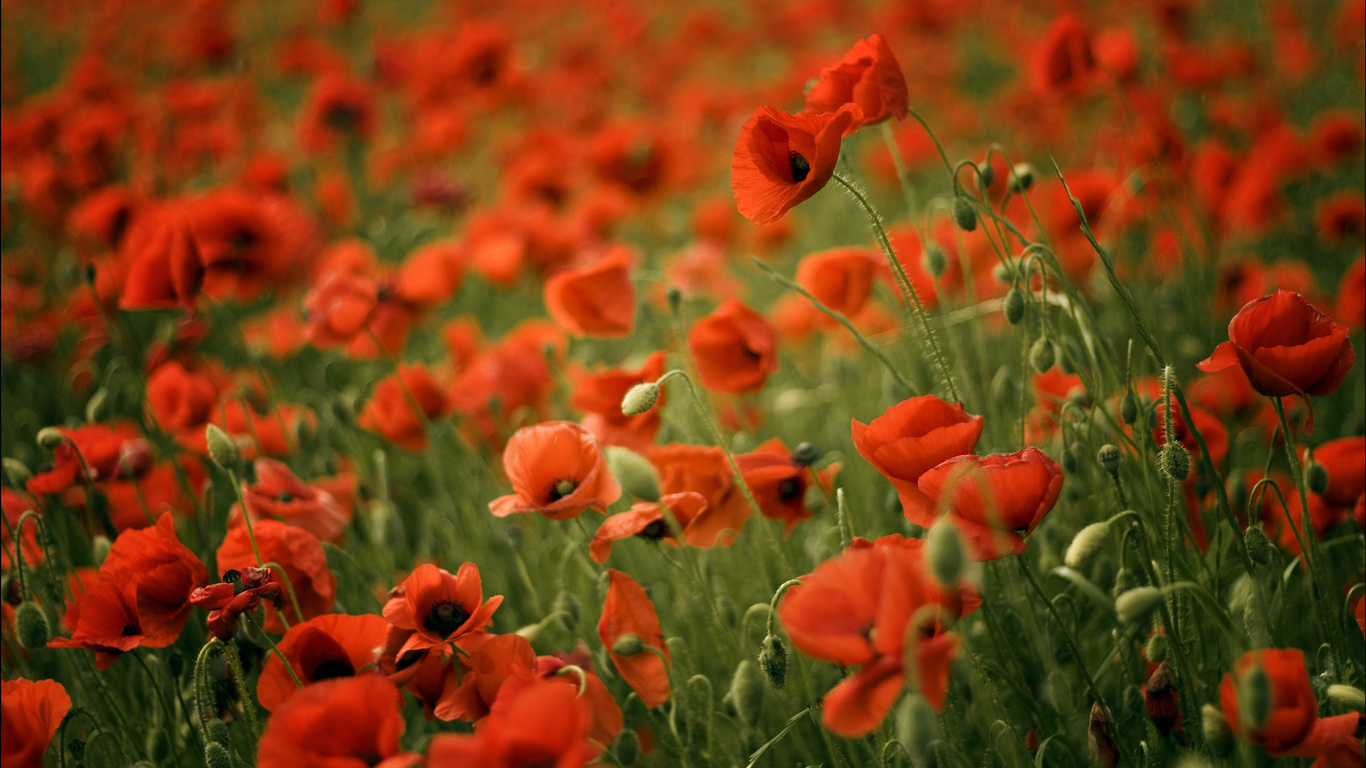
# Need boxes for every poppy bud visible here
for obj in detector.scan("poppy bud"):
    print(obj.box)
[205,424,239,469]
[613,731,640,766]
[1120,392,1139,425]
[895,693,938,763]
[1030,337,1056,373]
[953,196,978,232]
[612,633,644,657]
[791,442,820,467]
[1237,663,1274,731]
[1304,460,1329,496]
[926,520,965,587]
[1010,163,1036,192]
[68,738,86,763]
[1097,444,1121,476]
[1326,684,1366,711]
[758,633,788,689]
[730,660,764,727]
[1146,633,1169,664]
[604,447,661,502]
[1111,567,1140,598]
[923,245,947,278]
[552,591,581,629]
[1088,702,1119,768]
[1003,287,1026,325]
[621,382,660,416]
[1201,704,1234,756]
[1243,524,1277,566]
[91,535,111,566]
[36,427,65,450]
[666,287,682,313]
[85,387,108,423]
[1157,443,1190,482]
[330,398,356,426]
[206,718,230,747]
[1115,586,1163,624]
[2,457,32,487]
[15,602,49,648]
[1062,445,1082,474]
[204,741,233,768]
[1145,662,1180,737]
[1064,522,1110,569]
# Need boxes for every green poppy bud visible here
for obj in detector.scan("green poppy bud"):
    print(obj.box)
[1157,442,1190,482]
[758,634,788,690]
[1115,586,1163,625]
[612,633,644,657]
[1243,525,1276,566]
[1003,287,1026,325]
[1201,704,1233,757]
[604,447,661,502]
[1064,522,1110,569]
[204,741,234,768]
[730,660,764,727]
[1029,337,1055,373]
[1304,460,1329,497]
[36,428,65,450]
[621,382,660,416]
[15,602,49,648]
[953,196,978,232]
[926,520,965,587]
[205,424,239,469]
[1120,392,1139,425]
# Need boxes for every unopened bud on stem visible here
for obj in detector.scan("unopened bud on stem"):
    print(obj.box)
[1064,522,1110,569]
[621,382,660,416]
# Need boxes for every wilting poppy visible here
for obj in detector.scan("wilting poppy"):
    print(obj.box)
[303,269,380,350]
[99,512,208,641]
[916,447,1064,559]
[257,613,390,711]
[731,103,862,225]
[426,676,599,768]
[358,365,451,452]
[571,351,668,453]
[489,421,621,520]
[215,521,335,632]
[257,674,418,768]
[590,491,709,563]
[0,678,71,768]
[688,299,779,394]
[382,563,503,658]
[598,569,670,708]
[804,34,908,126]
[543,246,637,338]
[1218,648,1318,754]
[231,459,350,543]
[851,395,984,525]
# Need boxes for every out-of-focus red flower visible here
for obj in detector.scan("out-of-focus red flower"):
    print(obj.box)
[26,421,143,496]
[648,443,750,547]
[916,448,1064,559]
[394,242,465,308]
[230,459,350,543]
[298,74,377,155]
[257,675,418,768]
[572,351,667,452]
[731,104,861,225]
[2,489,44,571]
[118,202,203,310]
[590,491,709,563]
[736,438,839,532]
[382,563,502,658]
[598,569,670,708]
[303,269,380,349]
[215,521,335,632]
[804,34,908,126]
[1030,15,1097,97]
[489,421,621,520]
[1311,110,1365,166]
[358,365,450,451]
[146,360,220,435]
[794,247,882,318]
[1218,648,1317,754]
[257,612,390,711]
[1336,256,1365,331]
[1310,437,1365,510]
[426,676,599,768]
[0,678,71,768]
[1286,712,1365,768]
[543,246,636,338]
[852,395,984,526]
[189,565,284,641]
[1317,191,1366,244]
[185,188,288,303]
[536,649,623,748]
[688,299,779,394]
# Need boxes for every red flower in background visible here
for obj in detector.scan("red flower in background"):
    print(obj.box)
[303,269,380,350]
[1336,256,1365,331]
[231,459,350,543]
[185,188,288,303]
[543,246,637,338]
[572,351,667,452]
[851,396,984,525]
[598,569,670,708]
[916,448,1064,559]
[688,299,779,394]
[590,491,709,563]
[489,421,621,520]
[736,438,839,532]
[648,443,750,547]
[804,34,908,126]
[1218,649,1317,754]
[0,678,71,768]
[1309,437,1365,510]
[215,521,335,632]
[257,675,418,768]
[26,422,142,496]
[298,74,378,154]
[359,365,450,451]
[257,612,390,711]
[382,563,502,657]
[1030,15,1098,97]
[99,512,208,641]
[794,247,882,318]
[731,104,862,225]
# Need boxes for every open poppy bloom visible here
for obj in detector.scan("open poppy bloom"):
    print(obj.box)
[489,421,621,520]
[381,563,503,658]
[303,269,381,350]
[804,34,908,126]
[851,395,984,525]
[215,521,336,632]
[598,569,670,708]
[916,448,1064,560]
[590,491,709,563]
[431,632,538,722]
[189,565,284,640]
[0,678,71,768]
[1218,648,1318,754]
[571,351,667,452]
[48,578,153,669]
[231,458,350,543]
[257,675,419,768]
[426,676,600,768]
[688,299,779,394]
[257,612,390,711]
[98,512,208,641]
[736,438,840,533]
[536,648,624,748]
[358,365,451,452]
[731,103,862,225]
[26,421,143,496]
[543,246,637,338]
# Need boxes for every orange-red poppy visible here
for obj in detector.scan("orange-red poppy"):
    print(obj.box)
[1218,648,1318,754]
[257,612,390,711]
[381,563,503,658]
[489,421,621,520]
[358,365,451,452]
[794,247,882,318]
[543,246,637,338]
[736,438,839,532]
[804,34,908,126]
[916,448,1064,560]
[0,678,71,768]
[687,299,778,395]
[590,491,709,563]
[426,676,599,768]
[230,459,350,543]
[647,443,750,547]
[257,675,418,768]
[99,512,207,641]
[731,104,862,225]
[303,269,380,350]
[215,521,335,632]
[598,569,670,708]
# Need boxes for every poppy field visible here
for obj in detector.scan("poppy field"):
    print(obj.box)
[3,0,1366,766]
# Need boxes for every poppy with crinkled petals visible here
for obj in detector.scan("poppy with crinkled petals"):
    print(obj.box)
[688,299,779,394]
[851,396,984,526]
[1,678,71,768]
[543,246,637,338]
[598,569,670,708]
[916,448,1064,560]
[731,103,862,225]
[231,458,350,543]
[257,613,390,711]
[189,565,284,641]
[257,675,419,768]
[48,578,149,669]
[1218,649,1318,754]
[433,632,537,722]
[804,34,908,126]
[489,421,621,520]
[382,563,503,658]
[572,351,668,452]
[590,491,709,563]
[99,512,208,641]
[426,676,599,768]
[216,521,335,632]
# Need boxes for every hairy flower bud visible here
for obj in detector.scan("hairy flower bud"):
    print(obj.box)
[1003,287,1026,325]
[205,424,240,469]
[1157,442,1190,483]
[604,447,661,502]
[953,196,978,232]
[621,382,660,416]
[1326,684,1366,712]
[1115,586,1163,625]
[1145,633,1169,664]
[204,741,234,768]
[1243,525,1277,566]
[2,457,32,487]
[758,634,788,689]
[1304,460,1329,497]
[923,245,947,278]
[1097,444,1121,476]
[1120,392,1139,426]
[16,602,49,648]
[730,660,765,727]
[206,719,231,747]
[91,535,111,566]
[926,520,965,587]
[612,633,644,657]
[613,731,640,767]
[1064,522,1110,569]
[1201,704,1234,757]
[895,693,938,763]
[791,442,820,467]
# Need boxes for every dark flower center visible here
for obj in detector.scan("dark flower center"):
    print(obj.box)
[546,477,579,502]
[122,624,141,637]
[778,478,803,502]
[424,599,470,638]
[311,658,356,681]
[788,150,810,183]
[636,519,670,540]
[277,492,295,503]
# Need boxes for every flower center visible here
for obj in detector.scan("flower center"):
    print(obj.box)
[636,519,670,540]
[122,624,141,637]
[778,478,803,502]
[788,150,810,183]
[311,658,356,681]
[547,477,579,502]
[424,599,470,638]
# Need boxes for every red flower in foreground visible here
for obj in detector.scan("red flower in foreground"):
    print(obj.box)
[215,521,335,632]
[257,675,418,768]
[804,34,908,126]
[232,459,350,543]
[852,396,985,526]
[0,678,71,768]
[489,421,621,520]
[48,578,151,669]
[1218,648,1317,754]
[543,247,637,338]
[258,612,390,711]
[598,569,670,708]
[916,448,1064,560]
[358,365,451,451]
[382,563,503,658]
[688,299,779,394]
[731,104,862,225]
[590,491,709,563]
[426,676,599,768]
[99,512,208,641]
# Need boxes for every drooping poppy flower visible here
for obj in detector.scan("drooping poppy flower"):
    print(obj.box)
[230,459,350,543]
[48,578,151,669]
[303,269,380,350]
[571,351,668,453]
[1309,437,1365,510]
[590,491,709,563]
[916,448,1064,559]
[731,103,862,225]
[0,678,71,768]
[647,443,750,547]
[489,421,621,520]
[598,569,670,708]
[381,563,503,658]
[99,512,207,641]
[687,299,779,395]
[804,34,908,126]
[358,365,450,452]
[258,613,390,711]
[736,438,840,532]
[794,247,883,318]
[851,396,984,526]
[189,565,285,640]
[1218,648,1318,754]
[426,676,599,768]
[257,675,419,768]
[215,521,335,632]
[543,246,637,338]
[1198,290,1355,427]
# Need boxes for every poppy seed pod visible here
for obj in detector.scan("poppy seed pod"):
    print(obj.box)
[205,423,239,469]
[730,660,765,727]
[16,602,49,648]
[620,382,660,416]
[758,634,788,689]
[1064,522,1109,569]
[953,196,978,232]
[1157,442,1190,482]
[1029,337,1055,373]
[1115,586,1163,624]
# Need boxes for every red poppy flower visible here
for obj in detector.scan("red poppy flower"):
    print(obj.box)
[146,360,220,435]
[731,103,862,225]
[1286,712,1364,768]
[1218,648,1318,754]
[185,188,288,303]
[916,448,1064,560]
[426,676,598,768]
[358,365,451,451]
[303,269,380,350]
[687,299,779,394]
[26,421,142,496]
[571,351,667,452]
[381,563,503,658]
[432,632,537,722]
[1316,190,1366,244]
[0,678,71,768]
[647,444,750,547]
[258,613,390,711]
[48,578,151,669]
[536,650,624,748]
[1309,437,1365,510]
[215,521,335,632]
[231,459,350,543]
[590,491,709,563]
[257,675,418,768]
[1197,290,1355,419]
[804,34,908,126]
[99,512,207,641]
[394,242,465,308]
[118,202,203,310]
[297,74,378,155]
[598,569,670,708]
[794,247,882,318]
[1030,15,1098,97]
[489,421,621,520]
[189,565,284,640]
[851,396,985,526]
[736,438,840,532]
[1334,256,1364,332]
[543,246,637,338]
